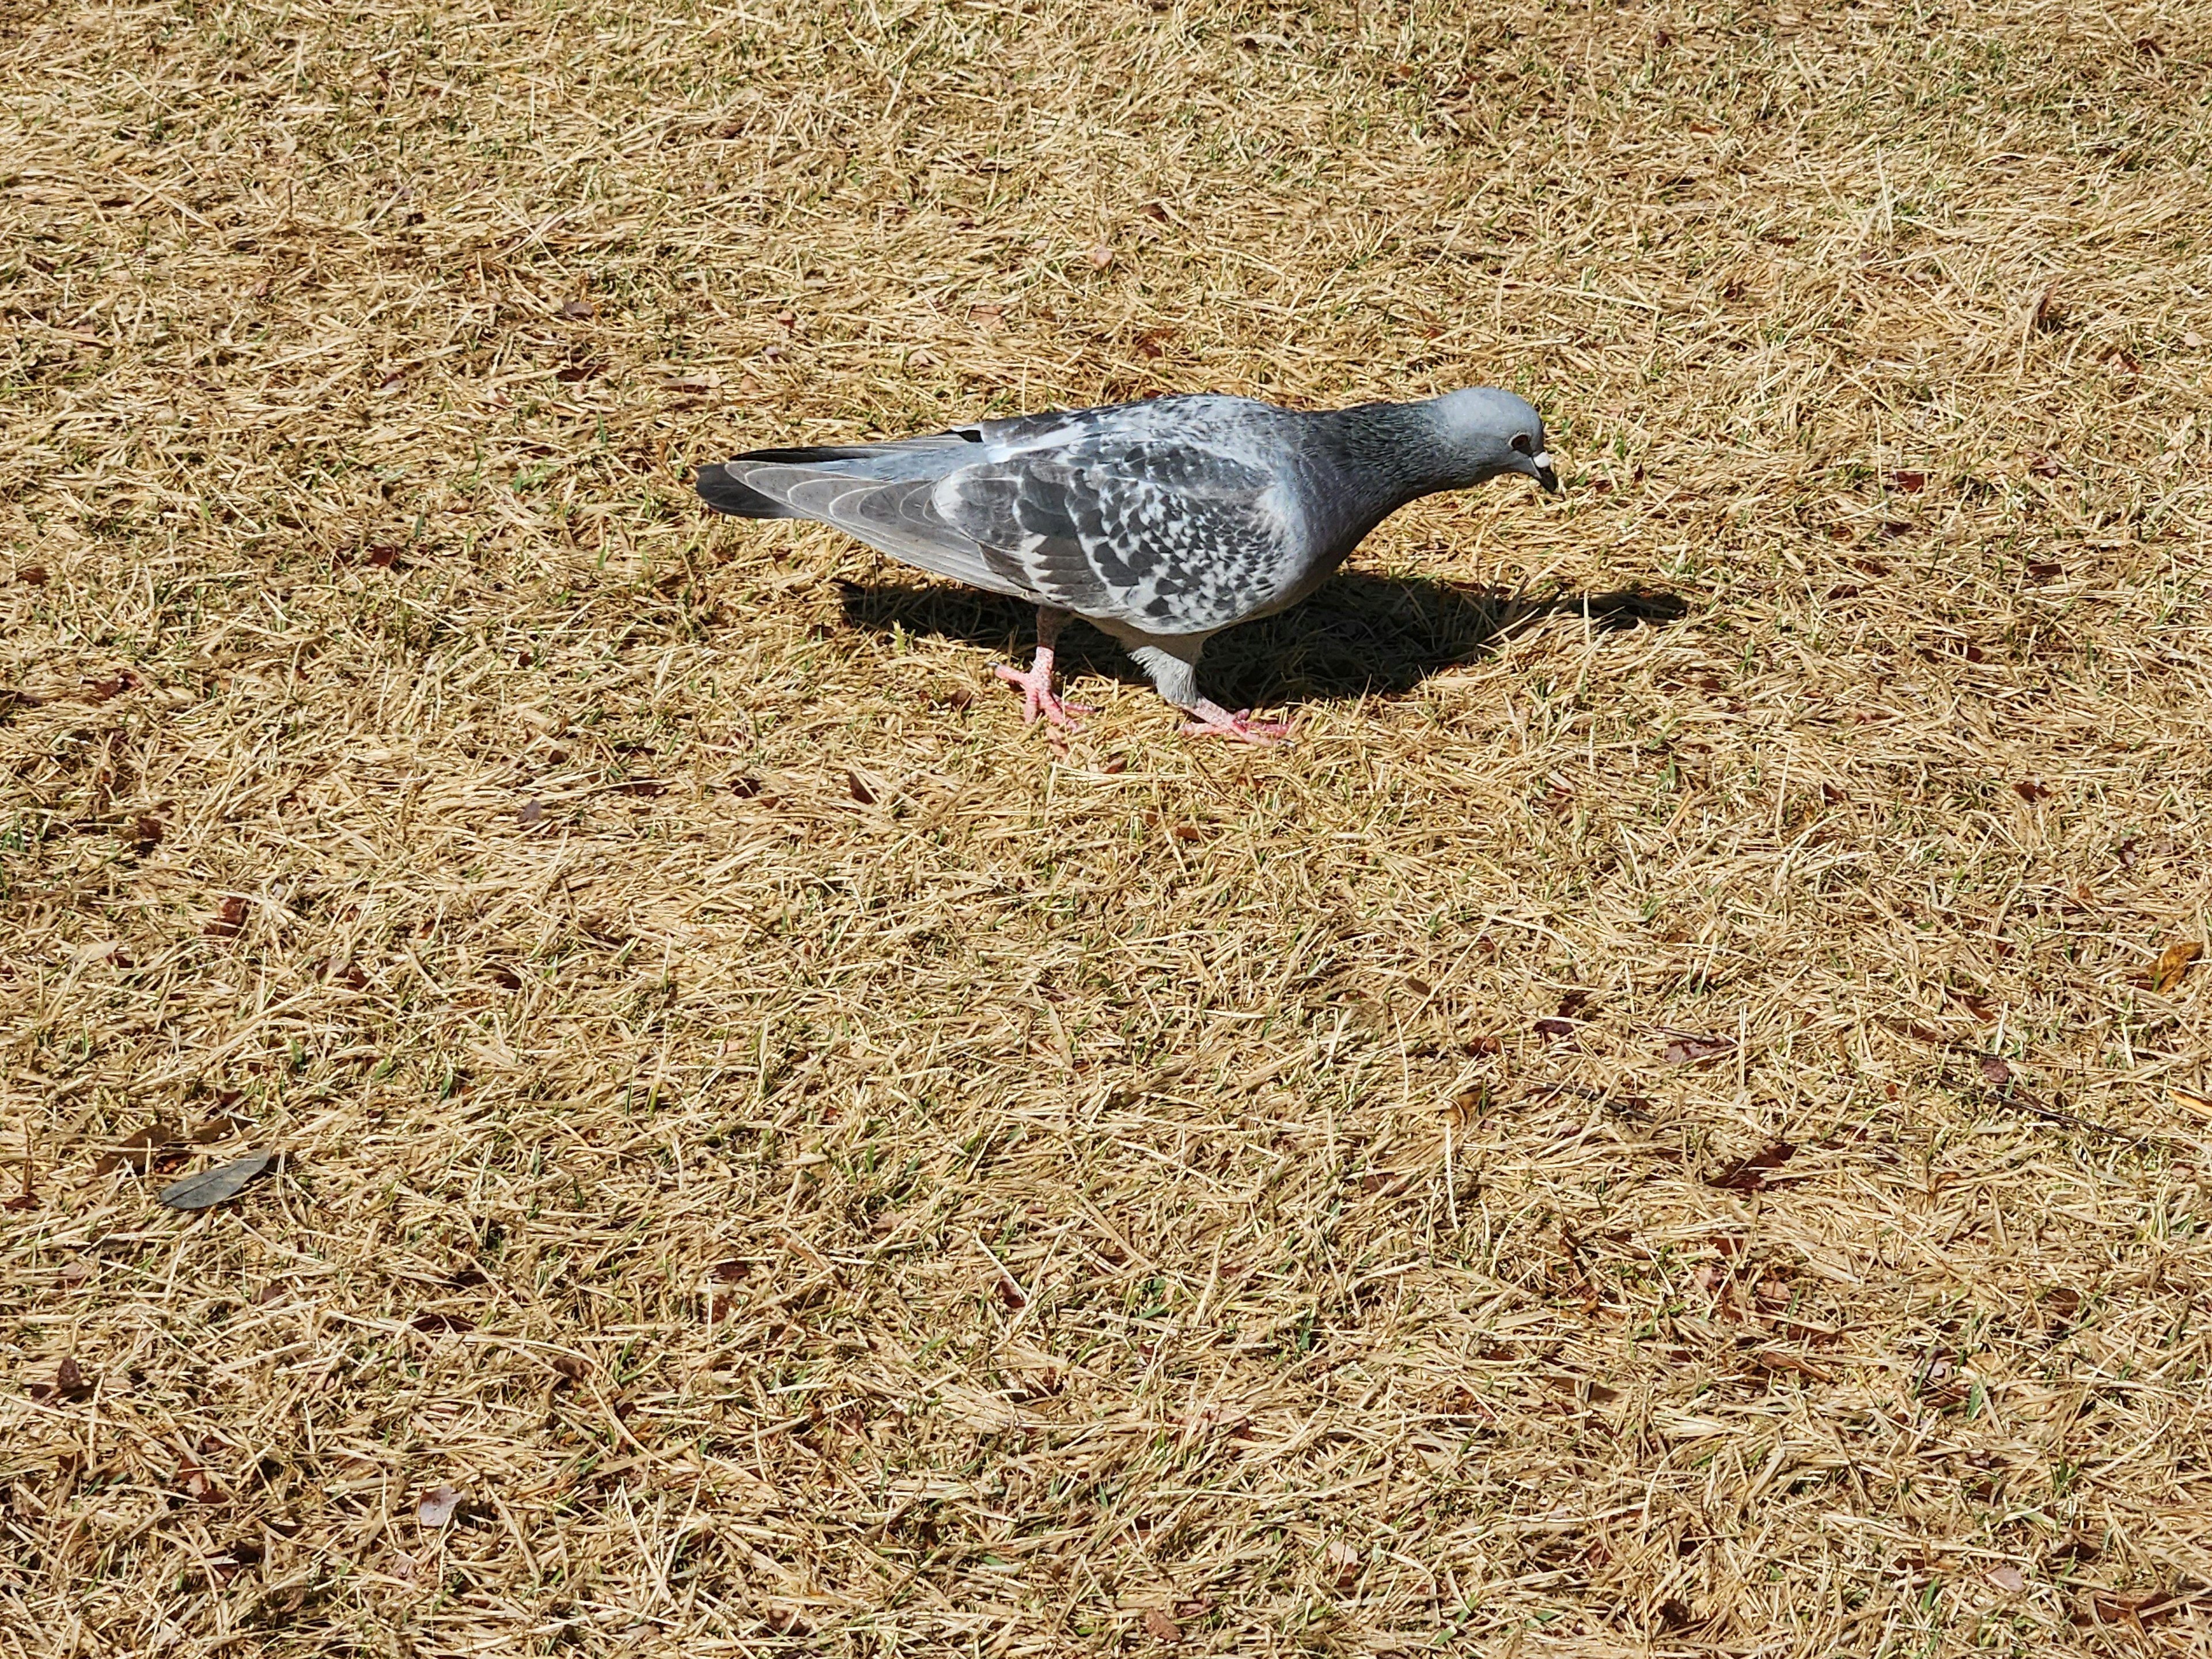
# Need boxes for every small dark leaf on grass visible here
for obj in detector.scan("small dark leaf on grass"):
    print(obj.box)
[518,800,544,825]
[1171,824,1207,842]
[1533,1017,1576,1038]
[1878,520,1914,539]
[157,1150,272,1211]
[2013,778,2050,802]
[1708,1142,1797,1191]
[1888,470,1926,493]
[203,895,247,939]
[1657,1599,1697,1631]
[2149,940,2202,994]
[1142,1607,1181,1643]
[81,672,137,702]
[362,544,401,569]
[711,1258,749,1283]
[613,778,665,797]
[1464,1034,1503,1056]
[728,775,762,798]
[2029,455,2064,478]
[416,1485,463,1528]
[28,1356,92,1403]
[550,1354,589,1382]
[410,1312,476,1334]
[1661,1033,1736,1066]
[18,565,47,585]
[97,1121,179,1176]
[846,769,876,805]
[2027,560,2063,581]
[1978,1054,2014,1088]
[560,298,596,320]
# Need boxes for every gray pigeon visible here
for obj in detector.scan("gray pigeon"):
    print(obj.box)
[696,388,1557,743]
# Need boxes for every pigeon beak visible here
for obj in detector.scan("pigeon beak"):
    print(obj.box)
[1531,452,1560,494]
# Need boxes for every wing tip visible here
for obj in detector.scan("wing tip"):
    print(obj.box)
[695,463,799,518]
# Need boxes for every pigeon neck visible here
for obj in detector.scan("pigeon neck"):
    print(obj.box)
[1323,399,1497,503]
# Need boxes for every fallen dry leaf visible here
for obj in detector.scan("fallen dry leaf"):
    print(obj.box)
[157,1150,273,1210]
[2148,940,2202,994]
[1661,1032,1736,1066]
[1707,1142,1797,1191]
[28,1356,92,1403]
[202,895,247,940]
[1142,1607,1180,1642]
[416,1485,463,1527]
[1987,1565,2026,1593]
[96,1121,179,1177]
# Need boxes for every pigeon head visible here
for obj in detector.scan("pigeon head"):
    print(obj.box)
[1425,388,1559,494]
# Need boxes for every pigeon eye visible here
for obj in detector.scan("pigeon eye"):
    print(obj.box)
[1509,433,1535,456]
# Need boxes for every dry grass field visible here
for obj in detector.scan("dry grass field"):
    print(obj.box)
[7,0,2212,1652]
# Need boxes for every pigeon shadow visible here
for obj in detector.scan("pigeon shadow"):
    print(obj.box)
[835,573,1689,707]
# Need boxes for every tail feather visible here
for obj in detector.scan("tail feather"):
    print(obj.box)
[695,462,800,518]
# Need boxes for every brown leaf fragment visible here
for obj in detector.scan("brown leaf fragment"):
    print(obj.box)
[415,1485,463,1528]
[560,298,596,320]
[1888,470,1926,493]
[96,1121,178,1177]
[1464,1034,1502,1056]
[17,565,47,585]
[549,1354,589,1382]
[2012,778,2050,802]
[1532,1016,1577,1040]
[1656,1599,1697,1631]
[846,769,876,805]
[1987,1565,2026,1593]
[203,895,247,939]
[1660,1032,1736,1066]
[1977,1054,2014,1088]
[28,1356,92,1403]
[611,778,665,797]
[518,800,544,825]
[79,671,137,702]
[1323,1539,1361,1589]
[1142,1607,1180,1642]
[2148,940,2202,994]
[408,1312,476,1335]
[1707,1142,1797,1191]
[157,1150,273,1211]
[2027,560,2063,580]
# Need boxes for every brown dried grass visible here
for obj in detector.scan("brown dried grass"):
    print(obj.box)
[6,0,2212,1652]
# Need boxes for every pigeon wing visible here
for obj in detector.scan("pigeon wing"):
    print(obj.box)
[713,438,1040,601]
[933,437,1289,634]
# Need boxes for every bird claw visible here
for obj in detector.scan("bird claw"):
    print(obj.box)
[993,662,1089,730]
[1181,706,1294,747]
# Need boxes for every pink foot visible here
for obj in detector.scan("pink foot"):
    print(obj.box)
[1181,699,1293,747]
[993,653,1090,730]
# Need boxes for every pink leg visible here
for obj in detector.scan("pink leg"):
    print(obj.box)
[1181,698,1294,747]
[994,607,1092,730]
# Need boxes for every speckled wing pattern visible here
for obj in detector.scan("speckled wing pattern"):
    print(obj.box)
[718,397,1306,636]
[932,406,1296,635]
